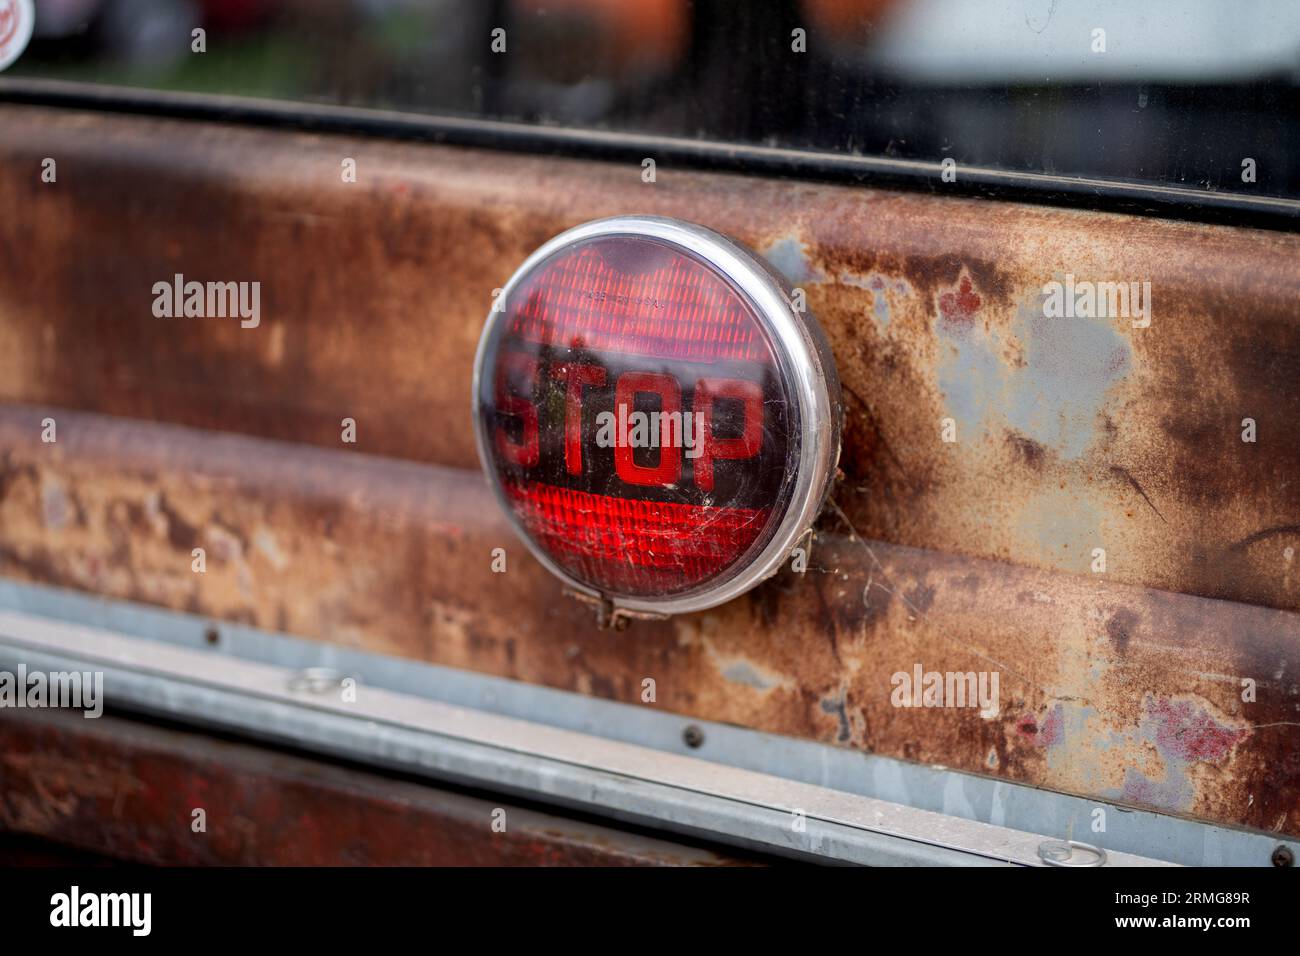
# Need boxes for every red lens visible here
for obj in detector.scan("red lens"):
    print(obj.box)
[477,234,799,600]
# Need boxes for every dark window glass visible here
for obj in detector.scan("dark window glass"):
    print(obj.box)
[6,0,1298,200]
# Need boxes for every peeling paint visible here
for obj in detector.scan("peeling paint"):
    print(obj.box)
[937,281,1130,460]
[722,660,782,691]
[39,476,69,531]
[761,235,827,287]
[1147,695,1249,763]
[1017,703,1064,747]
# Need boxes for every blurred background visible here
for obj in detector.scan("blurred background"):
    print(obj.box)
[6,0,1299,198]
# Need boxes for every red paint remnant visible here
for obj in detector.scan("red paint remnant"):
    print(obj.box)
[1121,772,1157,805]
[1123,780,1154,806]
[938,276,982,327]
[1015,704,1063,747]
[1105,347,1129,375]
[869,276,885,290]
[1148,698,1247,762]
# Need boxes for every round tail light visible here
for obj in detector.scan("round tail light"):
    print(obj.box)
[473,216,840,617]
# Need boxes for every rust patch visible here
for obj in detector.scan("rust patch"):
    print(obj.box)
[1015,704,1064,748]
[1105,607,1139,654]
[0,709,758,866]
[1006,432,1046,470]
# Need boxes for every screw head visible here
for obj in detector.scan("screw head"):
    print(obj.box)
[288,667,346,694]
[1272,845,1294,867]
[682,724,705,749]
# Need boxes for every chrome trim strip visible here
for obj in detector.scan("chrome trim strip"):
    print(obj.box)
[0,605,1170,866]
[3,579,1292,865]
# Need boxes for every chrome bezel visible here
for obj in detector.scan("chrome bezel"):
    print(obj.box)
[0,0,34,74]
[471,215,841,616]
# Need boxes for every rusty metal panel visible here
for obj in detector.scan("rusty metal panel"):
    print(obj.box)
[0,409,1295,838]
[0,107,1298,840]
[0,707,759,866]
[0,107,1298,612]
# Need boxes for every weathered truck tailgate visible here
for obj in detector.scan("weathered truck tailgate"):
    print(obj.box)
[1,104,1297,859]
